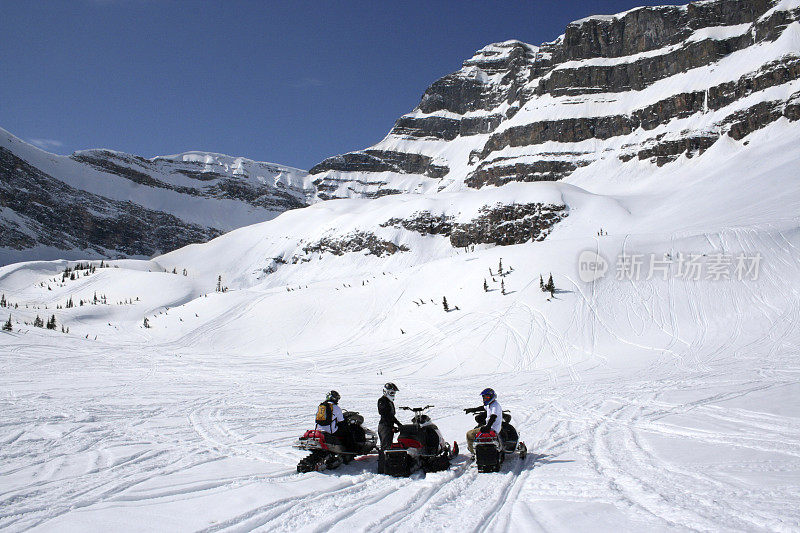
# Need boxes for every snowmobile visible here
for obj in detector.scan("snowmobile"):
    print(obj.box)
[384,405,458,477]
[465,407,527,473]
[295,411,377,473]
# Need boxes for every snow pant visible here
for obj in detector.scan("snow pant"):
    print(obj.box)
[466,428,480,454]
[333,425,354,452]
[377,422,394,474]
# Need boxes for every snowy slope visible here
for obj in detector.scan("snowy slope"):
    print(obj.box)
[0,128,313,266]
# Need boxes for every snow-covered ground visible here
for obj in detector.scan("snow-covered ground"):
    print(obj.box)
[2,120,800,531]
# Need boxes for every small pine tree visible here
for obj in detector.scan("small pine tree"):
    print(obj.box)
[540,274,545,291]
[0,294,6,307]
[2,315,12,331]
[143,317,150,329]
[442,296,449,312]
[546,274,555,296]
[501,279,506,295]
[498,258,503,275]
[483,279,489,292]
[33,315,44,328]
[46,315,56,330]
[216,275,222,292]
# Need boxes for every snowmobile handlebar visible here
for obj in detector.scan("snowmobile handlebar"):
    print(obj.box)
[400,405,434,412]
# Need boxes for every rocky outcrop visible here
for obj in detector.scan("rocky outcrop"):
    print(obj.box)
[449,203,568,247]
[466,158,592,188]
[379,203,568,248]
[301,232,409,257]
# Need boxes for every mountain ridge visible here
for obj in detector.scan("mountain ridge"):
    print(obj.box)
[310,0,800,200]
[0,127,313,266]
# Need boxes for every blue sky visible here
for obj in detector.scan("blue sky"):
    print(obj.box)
[1,0,688,170]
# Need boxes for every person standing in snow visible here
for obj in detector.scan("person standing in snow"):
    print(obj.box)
[377,382,402,473]
[315,390,353,450]
[465,388,503,455]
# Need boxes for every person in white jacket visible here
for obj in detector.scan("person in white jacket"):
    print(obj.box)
[315,390,353,450]
[466,388,503,454]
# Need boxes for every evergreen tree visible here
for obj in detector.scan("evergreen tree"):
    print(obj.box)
[216,275,222,292]
[540,274,545,291]
[46,315,57,330]
[498,258,503,275]
[483,279,489,292]
[2,315,12,331]
[0,294,6,307]
[442,296,449,312]
[143,317,151,329]
[33,315,44,328]
[501,279,506,295]
[546,274,555,296]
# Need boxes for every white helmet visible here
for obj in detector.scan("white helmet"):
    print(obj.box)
[383,382,399,399]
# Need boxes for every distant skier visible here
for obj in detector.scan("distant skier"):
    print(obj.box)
[377,382,402,474]
[465,388,503,456]
[315,390,354,451]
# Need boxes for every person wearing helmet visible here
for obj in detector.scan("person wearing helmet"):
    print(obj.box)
[465,388,503,455]
[315,390,353,450]
[377,382,402,473]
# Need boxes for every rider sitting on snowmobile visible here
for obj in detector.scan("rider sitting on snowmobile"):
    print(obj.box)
[377,382,402,474]
[465,388,503,455]
[315,390,354,451]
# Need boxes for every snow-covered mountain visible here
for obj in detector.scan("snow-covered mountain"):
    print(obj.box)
[0,127,313,265]
[312,0,800,199]
[2,0,800,530]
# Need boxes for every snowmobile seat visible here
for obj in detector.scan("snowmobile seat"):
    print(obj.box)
[320,432,342,447]
[423,426,440,455]
[397,424,417,439]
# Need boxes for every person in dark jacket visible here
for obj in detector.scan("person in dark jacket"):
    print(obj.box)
[377,382,402,473]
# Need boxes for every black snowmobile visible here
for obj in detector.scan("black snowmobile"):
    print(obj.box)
[295,411,377,473]
[465,407,527,473]
[384,405,458,477]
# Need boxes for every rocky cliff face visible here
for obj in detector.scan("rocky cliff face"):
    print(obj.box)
[0,129,313,265]
[310,0,800,199]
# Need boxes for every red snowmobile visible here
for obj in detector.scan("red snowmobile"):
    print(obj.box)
[295,411,377,473]
[465,407,527,473]
[384,405,458,477]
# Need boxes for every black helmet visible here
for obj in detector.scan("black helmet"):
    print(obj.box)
[326,390,341,404]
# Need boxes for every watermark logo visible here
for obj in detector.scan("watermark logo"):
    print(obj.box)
[578,250,609,282]
[577,251,761,282]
